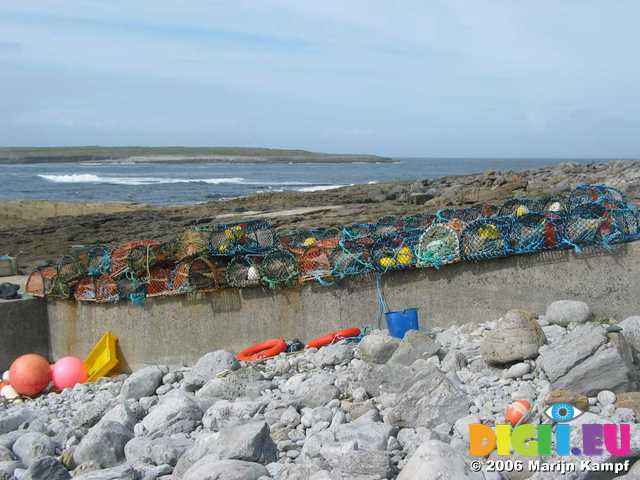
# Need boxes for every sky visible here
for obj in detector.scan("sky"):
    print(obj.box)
[1,1,639,158]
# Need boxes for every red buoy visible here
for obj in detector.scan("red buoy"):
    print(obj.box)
[9,354,52,397]
[237,338,287,362]
[505,399,531,426]
[306,328,361,349]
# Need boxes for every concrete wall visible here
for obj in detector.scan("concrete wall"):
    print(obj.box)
[47,242,640,370]
[0,298,50,371]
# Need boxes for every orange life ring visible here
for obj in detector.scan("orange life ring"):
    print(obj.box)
[306,328,361,349]
[237,338,287,362]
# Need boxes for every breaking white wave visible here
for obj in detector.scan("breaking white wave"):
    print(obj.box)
[295,184,349,192]
[37,174,312,187]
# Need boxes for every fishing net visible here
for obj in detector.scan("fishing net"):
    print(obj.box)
[415,223,461,268]
[330,240,373,279]
[401,213,436,229]
[259,250,298,288]
[508,213,562,253]
[498,198,547,217]
[145,267,173,297]
[569,184,626,210]
[86,245,111,277]
[74,276,97,302]
[373,216,401,237]
[208,220,277,256]
[110,240,159,278]
[371,234,418,272]
[127,241,176,277]
[176,228,211,261]
[26,266,57,297]
[460,218,511,261]
[55,253,87,284]
[116,274,147,304]
[225,255,263,288]
[298,245,334,284]
[75,274,121,303]
[341,224,375,242]
[280,228,340,255]
[562,203,610,247]
[609,207,640,242]
[171,256,227,293]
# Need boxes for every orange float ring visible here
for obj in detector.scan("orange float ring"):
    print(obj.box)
[306,328,361,349]
[237,338,287,362]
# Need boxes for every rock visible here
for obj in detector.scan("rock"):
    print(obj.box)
[12,432,56,467]
[73,421,133,468]
[196,370,272,404]
[502,362,530,379]
[385,367,469,428]
[545,300,591,326]
[397,428,432,457]
[138,391,203,438]
[185,351,240,385]
[120,366,163,401]
[397,439,483,479]
[453,415,480,442]
[23,456,70,480]
[294,373,339,408]
[0,446,13,462]
[312,344,354,368]
[182,457,268,480]
[544,389,589,411]
[358,333,401,364]
[334,422,394,451]
[480,310,546,365]
[619,316,640,353]
[279,406,300,427]
[172,433,220,478]
[72,464,137,480]
[0,461,21,479]
[0,409,36,435]
[202,399,265,431]
[124,435,193,466]
[388,331,441,366]
[597,390,617,406]
[616,392,640,418]
[441,351,467,372]
[73,399,113,429]
[321,446,392,478]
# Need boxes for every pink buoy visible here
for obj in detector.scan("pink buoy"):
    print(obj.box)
[52,357,88,391]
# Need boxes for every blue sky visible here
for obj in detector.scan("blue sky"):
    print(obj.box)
[1,1,639,157]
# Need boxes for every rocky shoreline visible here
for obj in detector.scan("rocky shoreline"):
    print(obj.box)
[2,299,640,479]
[1,159,639,273]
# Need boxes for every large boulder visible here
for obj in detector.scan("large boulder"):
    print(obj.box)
[334,422,394,451]
[619,316,640,353]
[124,434,193,466]
[73,421,133,468]
[138,391,203,438]
[0,409,37,435]
[481,310,546,365]
[312,343,354,368]
[182,457,268,480]
[388,331,441,366]
[184,351,240,386]
[293,373,339,408]
[120,366,163,400]
[202,399,265,431]
[23,456,70,480]
[321,445,392,479]
[545,300,591,326]
[397,440,483,480]
[72,465,137,480]
[358,333,401,364]
[12,432,56,468]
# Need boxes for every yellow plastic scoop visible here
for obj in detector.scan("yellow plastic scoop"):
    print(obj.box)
[84,331,119,382]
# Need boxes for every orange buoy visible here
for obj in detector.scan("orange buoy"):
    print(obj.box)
[306,328,361,349]
[237,338,287,362]
[505,399,531,426]
[9,354,52,397]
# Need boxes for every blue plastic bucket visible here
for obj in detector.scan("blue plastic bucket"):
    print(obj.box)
[384,308,419,339]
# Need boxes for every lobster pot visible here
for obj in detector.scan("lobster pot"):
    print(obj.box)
[86,245,111,277]
[225,256,262,288]
[436,208,473,225]
[569,184,626,210]
[128,241,176,276]
[373,216,400,237]
[562,204,609,246]
[298,245,334,283]
[176,228,210,261]
[25,266,57,297]
[110,240,159,278]
[402,213,436,230]
[116,276,146,303]
[416,224,460,268]
[543,196,569,216]
[209,220,276,256]
[508,213,561,254]
[187,256,226,291]
[259,250,298,288]
[371,236,417,272]
[330,241,372,279]
[75,276,97,302]
[95,275,119,303]
[460,219,511,261]
[56,253,87,284]
[146,267,173,297]
[341,224,375,242]
[498,198,547,217]
[170,262,192,294]
[481,204,500,218]
[610,208,640,242]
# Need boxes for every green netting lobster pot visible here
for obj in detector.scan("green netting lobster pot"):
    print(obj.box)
[341,224,375,241]
[116,275,147,303]
[562,204,609,246]
[542,196,569,216]
[330,240,372,279]
[56,253,88,284]
[371,236,417,272]
[460,219,511,261]
[86,245,111,277]
[402,213,436,229]
[280,228,340,255]
[209,220,277,256]
[373,216,401,237]
[569,184,626,210]
[225,255,262,288]
[416,223,461,268]
[609,208,640,241]
[259,250,298,287]
[127,241,176,276]
[498,198,547,217]
[508,213,561,253]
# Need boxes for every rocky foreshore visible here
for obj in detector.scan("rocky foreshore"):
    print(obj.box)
[1,159,639,273]
[2,300,640,479]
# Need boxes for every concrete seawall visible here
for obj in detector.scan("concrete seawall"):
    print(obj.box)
[45,242,640,370]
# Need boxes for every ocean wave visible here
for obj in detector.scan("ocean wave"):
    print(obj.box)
[37,174,313,187]
[295,184,348,192]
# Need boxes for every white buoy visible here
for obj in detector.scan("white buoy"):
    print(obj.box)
[247,266,260,282]
[2,370,9,382]
[1,384,19,400]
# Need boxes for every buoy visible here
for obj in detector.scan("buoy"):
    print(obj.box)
[237,338,287,362]
[379,257,396,269]
[2,371,9,382]
[306,328,361,349]
[303,237,317,247]
[515,205,529,217]
[9,354,51,397]
[478,224,500,240]
[52,357,88,391]
[505,399,531,426]
[548,202,562,213]
[396,246,413,266]
[247,266,260,282]
[0,384,19,400]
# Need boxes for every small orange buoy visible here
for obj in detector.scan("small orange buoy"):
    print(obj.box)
[505,399,531,426]
[9,354,52,397]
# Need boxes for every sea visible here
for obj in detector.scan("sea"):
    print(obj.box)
[1,157,596,205]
